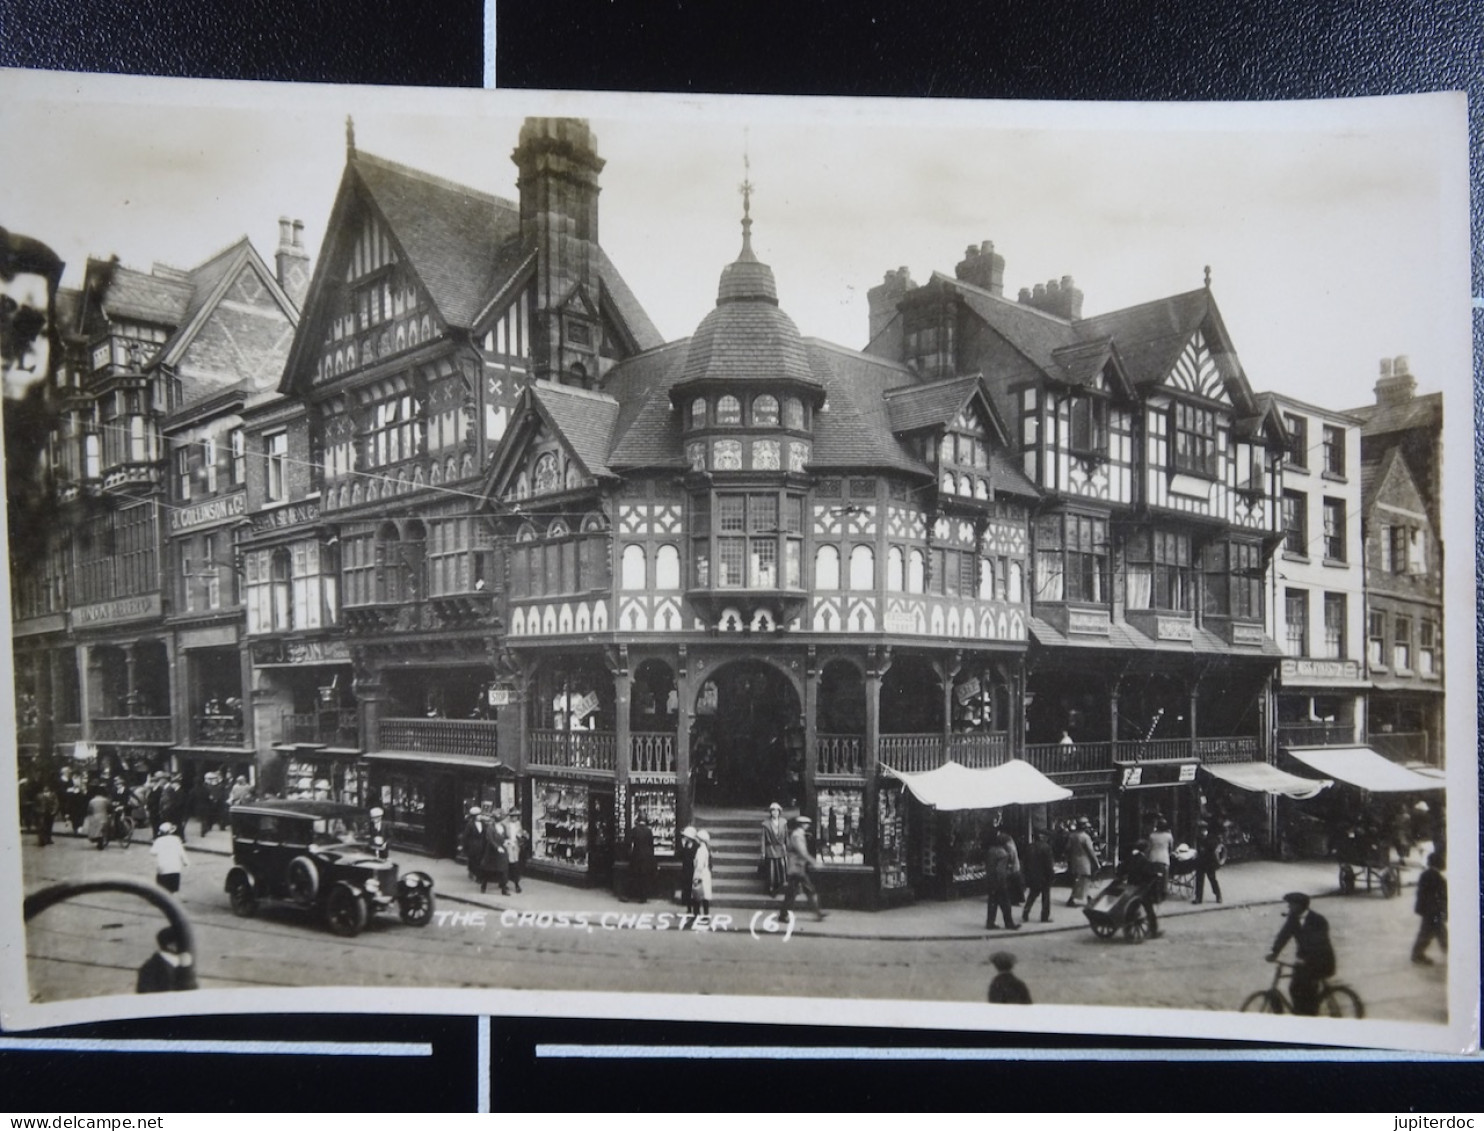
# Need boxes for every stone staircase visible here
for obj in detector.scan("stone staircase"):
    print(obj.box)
[694,809,786,912]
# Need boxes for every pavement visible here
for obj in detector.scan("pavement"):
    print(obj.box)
[90,823,1433,943]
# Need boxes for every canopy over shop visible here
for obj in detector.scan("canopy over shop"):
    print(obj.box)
[882,759,1071,900]
[1277,745,1444,860]
[1285,746,1445,793]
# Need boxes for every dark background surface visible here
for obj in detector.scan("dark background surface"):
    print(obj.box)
[2,0,1481,1111]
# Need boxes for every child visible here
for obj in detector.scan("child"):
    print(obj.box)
[150,822,190,894]
[988,951,1032,1004]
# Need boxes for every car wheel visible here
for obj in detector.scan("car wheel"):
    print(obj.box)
[326,886,368,937]
[228,875,258,918]
[399,887,435,927]
[286,856,320,905]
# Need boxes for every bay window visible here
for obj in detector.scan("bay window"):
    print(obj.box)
[694,491,803,590]
[1035,513,1107,604]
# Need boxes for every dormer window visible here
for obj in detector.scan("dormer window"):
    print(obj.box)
[1068,394,1108,458]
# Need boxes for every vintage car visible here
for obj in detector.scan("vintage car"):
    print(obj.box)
[224,800,434,936]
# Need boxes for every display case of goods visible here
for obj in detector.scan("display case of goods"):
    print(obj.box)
[533,780,590,867]
[817,787,865,865]
[380,777,427,839]
[629,788,677,854]
[948,810,991,884]
[877,785,908,889]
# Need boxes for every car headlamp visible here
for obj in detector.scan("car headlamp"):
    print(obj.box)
[363,878,380,894]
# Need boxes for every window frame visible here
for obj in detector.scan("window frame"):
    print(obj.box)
[1321,497,1346,562]
[1170,401,1218,479]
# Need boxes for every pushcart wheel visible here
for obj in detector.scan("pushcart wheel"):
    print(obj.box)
[1320,985,1365,1019]
[1380,867,1401,899]
[1241,990,1284,1014]
[1124,901,1154,943]
[1090,920,1117,939]
[1338,864,1356,895]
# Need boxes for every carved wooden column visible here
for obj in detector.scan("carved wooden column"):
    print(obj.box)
[610,645,632,832]
[674,645,693,832]
[862,645,892,868]
[801,646,819,815]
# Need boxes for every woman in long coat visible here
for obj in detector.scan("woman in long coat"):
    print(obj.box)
[481,814,511,896]
[83,791,110,847]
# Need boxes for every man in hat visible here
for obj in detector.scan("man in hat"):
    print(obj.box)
[626,813,657,903]
[987,951,1032,1004]
[677,825,698,906]
[1266,891,1335,1015]
[1411,851,1447,966]
[364,806,389,859]
[461,805,487,882]
[1066,817,1100,907]
[760,802,788,895]
[781,816,827,922]
[150,822,190,893]
[503,808,526,893]
[1193,820,1223,904]
[136,926,195,994]
[1022,827,1056,924]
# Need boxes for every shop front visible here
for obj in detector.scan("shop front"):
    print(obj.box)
[364,750,510,858]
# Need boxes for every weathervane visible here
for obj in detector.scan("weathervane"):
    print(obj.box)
[739,128,755,256]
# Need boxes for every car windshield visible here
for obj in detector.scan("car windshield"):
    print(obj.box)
[310,816,351,845]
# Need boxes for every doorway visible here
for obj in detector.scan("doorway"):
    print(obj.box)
[691,659,801,809]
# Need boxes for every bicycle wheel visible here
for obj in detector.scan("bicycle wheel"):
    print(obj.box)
[1240,990,1284,1014]
[1320,985,1365,1019]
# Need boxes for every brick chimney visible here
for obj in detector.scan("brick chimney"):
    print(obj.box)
[1374,355,1416,407]
[1017,275,1083,320]
[954,239,1005,296]
[275,216,311,310]
[867,265,915,341]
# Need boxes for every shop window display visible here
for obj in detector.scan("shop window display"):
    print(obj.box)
[816,787,865,865]
[377,777,427,840]
[533,779,590,867]
[877,786,908,889]
[629,789,677,855]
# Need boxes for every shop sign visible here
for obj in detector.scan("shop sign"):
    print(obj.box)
[954,677,982,704]
[178,625,237,650]
[884,610,918,634]
[1231,622,1267,647]
[487,687,512,707]
[1067,609,1112,636]
[169,491,246,532]
[251,500,320,534]
[1156,615,1194,642]
[72,592,162,628]
[1117,761,1199,790]
[553,690,600,721]
[251,638,350,665]
[1280,658,1360,683]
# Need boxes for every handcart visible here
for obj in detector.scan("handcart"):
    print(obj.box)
[1335,835,1400,898]
[1083,873,1160,942]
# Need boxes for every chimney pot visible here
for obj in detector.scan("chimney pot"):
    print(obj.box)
[1046,278,1061,296]
[1379,358,1392,377]
[292,219,304,249]
[1018,287,1032,303]
[1033,283,1047,300]
[982,240,994,255]
[965,245,979,259]
[277,217,292,246]
[1394,354,1410,376]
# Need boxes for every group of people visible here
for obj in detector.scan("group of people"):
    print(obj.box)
[460,805,528,896]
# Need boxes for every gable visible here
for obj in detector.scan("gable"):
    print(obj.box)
[491,414,586,504]
[1165,328,1230,404]
[174,258,297,396]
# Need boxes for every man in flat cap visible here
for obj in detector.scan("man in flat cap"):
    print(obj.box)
[1266,891,1336,1016]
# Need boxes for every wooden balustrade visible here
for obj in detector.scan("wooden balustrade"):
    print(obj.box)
[283,710,360,748]
[946,732,1009,768]
[91,716,173,743]
[1276,723,1355,748]
[1022,741,1114,775]
[193,715,245,746]
[629,731,676,774]
[379,717,499,759]
[816,734,864,775]
[529,728,616,771]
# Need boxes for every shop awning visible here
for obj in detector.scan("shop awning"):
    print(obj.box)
[1285,746,1445,793]
[883,758,1072,811]
[1202,760,1331,800]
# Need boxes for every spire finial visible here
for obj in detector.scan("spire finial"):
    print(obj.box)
[1203,264,1212,289]
[346,114,357,157]
[738,128,755,260]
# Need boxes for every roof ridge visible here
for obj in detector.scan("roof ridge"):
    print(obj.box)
[939,271,1072,326]
[806,336,914,371]
[881,372,979,400]
[533,378,619,405]
[1079,286,1208,325]
[183,235,254,281]
[353,149,517,211]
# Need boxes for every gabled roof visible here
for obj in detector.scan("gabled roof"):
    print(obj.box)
[93,260,193,328]
[605,341,691,470]
[595,245,663,352]
[1361,445,1429,519]
[529,381,621,479]
[1073,288,1213,390]
[153,238,299,371]
[804,341,930,475]
[352,150,522,328]
[1347,391,1442,438]
[883,374,983,434]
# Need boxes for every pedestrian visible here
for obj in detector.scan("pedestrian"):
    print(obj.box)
[503,808,526,894]
[189,775,215,838]
[228,774,253,808]
[150,822,190,894]
[483,811,511,895]
[690,829,713,919]
[1146,817,1174,902]
[1000,825,1024,906]
[626,814,656,903]
[1193,820,1223,904]
[364,806,389,859]
[1410,851,1447,966]
[1065,817,1100,906]
[1021,827,1055,923]
[985,830,1019,930]
[34,783,58,846]
[781,816,827,922]
[460,805,486,882]
[136,927,195,994]
[1115,839,1163,938]
[83,790,110,849]
[677,825,698,906]
[159,776,187,842]
[1266,891,1335,1016]
[987,951,1032,1004]
[760,801,788,895]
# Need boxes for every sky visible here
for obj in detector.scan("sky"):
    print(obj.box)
[0,73,1470,415]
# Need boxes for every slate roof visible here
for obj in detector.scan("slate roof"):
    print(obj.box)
[353,151,521,329]
[596,245,663,352]
[804,341,930,474]
[1347,391,1442,438]
[1074,288,1213,390]
[605,341,690,469]
[96,261,193,327]
[883,374,982,434]
[530,381,621,478]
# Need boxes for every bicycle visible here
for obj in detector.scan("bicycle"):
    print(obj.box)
[1240,959,1365,1018]
[96,804,135,850]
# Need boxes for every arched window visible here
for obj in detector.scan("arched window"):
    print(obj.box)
[1008,561,1024,603]
[849,545,875,590]
[548,519,569,538]
[533,452,560,493]
[886,546,904,591]
[565,463,583,489]
[783,397,804,430]
[908,548,925,594]
[621,544,647,590]
[815,545,840,590]
[941,471,955,492]
[655,545,680,589]
[939,435,955,463]
[753,394,779,427]
[690,398,707,429]
[716,395,741,425]
[979,557,995,600]
[581,511,607,533]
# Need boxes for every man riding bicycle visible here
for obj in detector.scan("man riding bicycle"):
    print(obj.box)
[1266,891,1335,1015]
